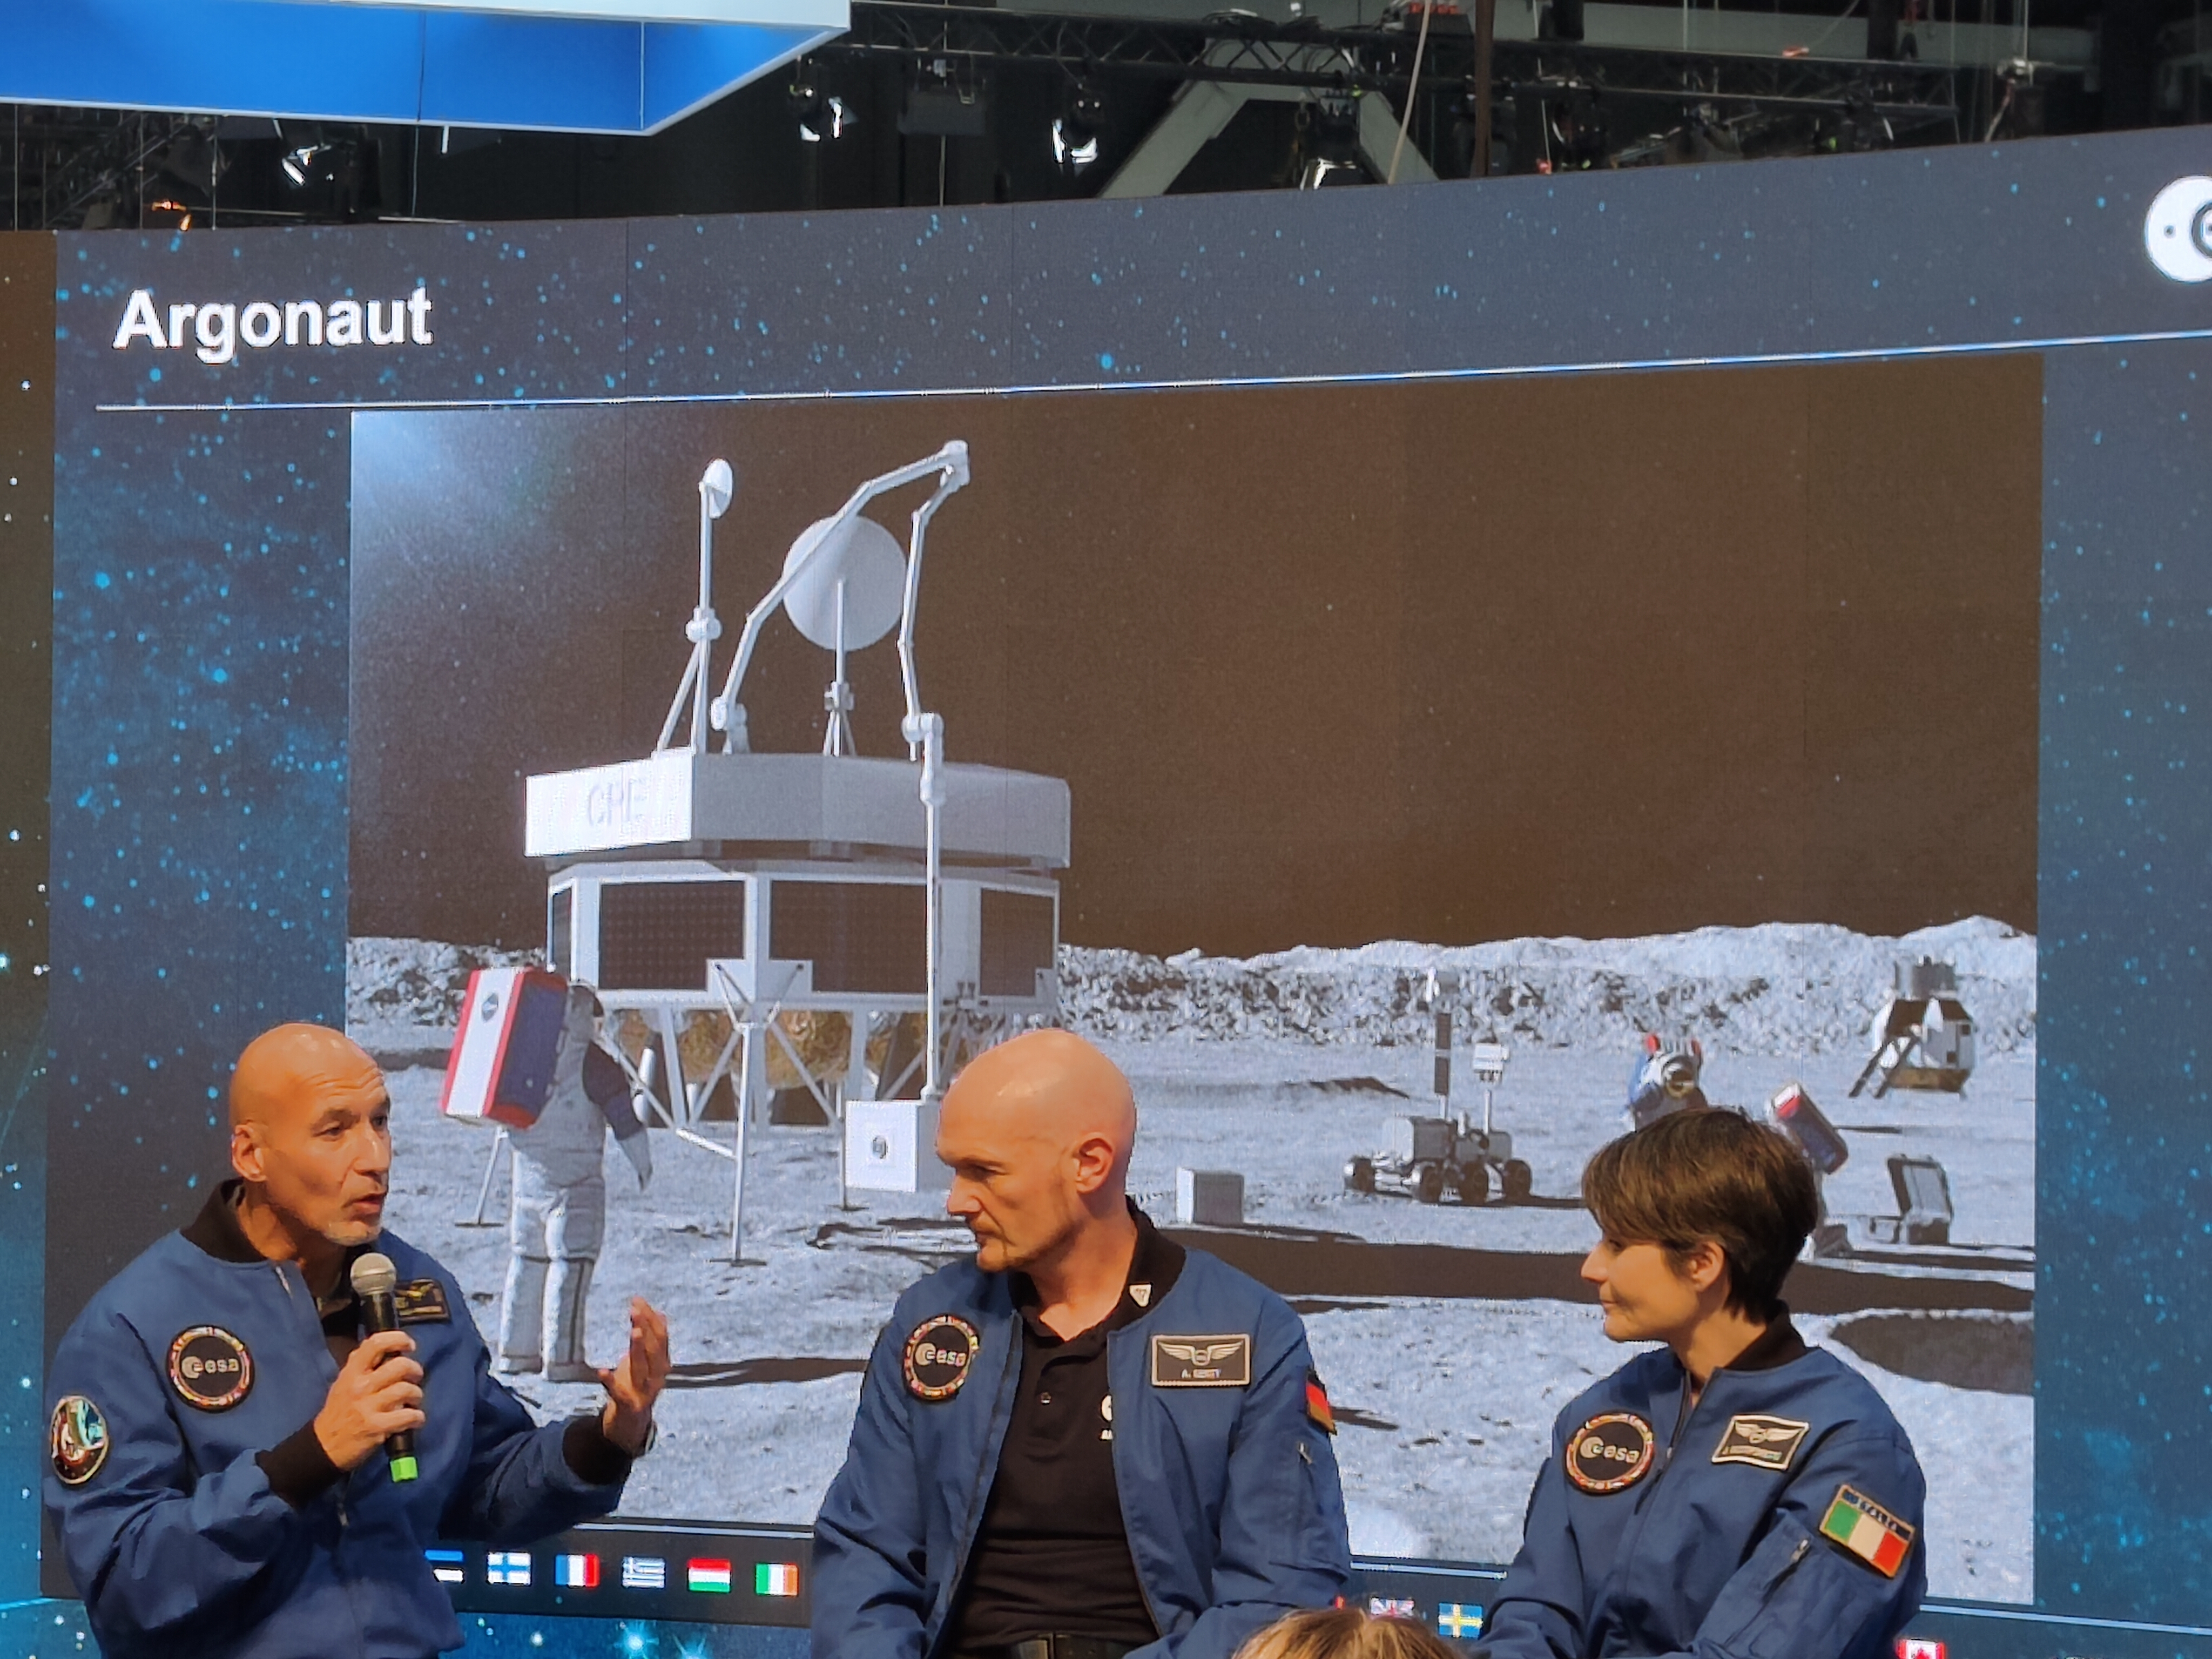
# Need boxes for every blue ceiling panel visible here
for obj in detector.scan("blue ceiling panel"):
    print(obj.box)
[0,0,846,133]
[642,18,841,129]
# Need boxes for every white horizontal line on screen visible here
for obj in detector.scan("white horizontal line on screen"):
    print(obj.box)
[90,323,2212,415]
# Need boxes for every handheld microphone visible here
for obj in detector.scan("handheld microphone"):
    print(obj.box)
[349,1253,419,1482]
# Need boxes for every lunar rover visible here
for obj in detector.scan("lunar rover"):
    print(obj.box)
[1344,969,1533,1205]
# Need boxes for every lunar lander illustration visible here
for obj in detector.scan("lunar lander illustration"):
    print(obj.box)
[1848,958,1976,1098]
[520,444,1070,1258]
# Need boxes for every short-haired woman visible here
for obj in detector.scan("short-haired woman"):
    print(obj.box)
[1474,1107,1927,1659]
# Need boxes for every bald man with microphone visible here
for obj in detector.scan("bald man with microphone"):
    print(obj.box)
[42,1023,671,1659]
[813,1029,1352,1659]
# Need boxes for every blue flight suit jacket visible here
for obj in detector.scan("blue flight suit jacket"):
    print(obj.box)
[43,1185,630,1659]
[1476,1319,1927,1659]
[811,1236,1352,1659]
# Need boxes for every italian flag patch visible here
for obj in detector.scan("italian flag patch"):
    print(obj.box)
[1819,1485,1914,1578]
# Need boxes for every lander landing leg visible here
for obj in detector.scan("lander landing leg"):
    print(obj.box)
[462,1127,510,1228]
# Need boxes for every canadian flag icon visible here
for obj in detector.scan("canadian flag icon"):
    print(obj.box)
[1896,1640,1946,1659]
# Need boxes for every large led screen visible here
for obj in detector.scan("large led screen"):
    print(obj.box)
[17,129,2212,1655]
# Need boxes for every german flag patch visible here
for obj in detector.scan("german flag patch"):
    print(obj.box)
[1305,1370,1337,1435]
[1819,1484,1914,1578]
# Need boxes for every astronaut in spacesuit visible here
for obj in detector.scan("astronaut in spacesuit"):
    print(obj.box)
[498,983,655,1384]
[1626,1032,1709,1130]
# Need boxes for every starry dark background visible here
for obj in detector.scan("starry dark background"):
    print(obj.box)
[12,131,2212,1645]
[0,232,53,1609]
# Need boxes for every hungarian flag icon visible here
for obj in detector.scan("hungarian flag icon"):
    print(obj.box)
[1819,1485,1914,1578]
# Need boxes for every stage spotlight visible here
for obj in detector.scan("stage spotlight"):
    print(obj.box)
[280,144,322,187]
[1051,83,1106,174]
[790,75,853,143]
[1296,97,1365,188]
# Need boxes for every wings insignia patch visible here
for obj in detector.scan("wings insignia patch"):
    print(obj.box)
[1150,1332,1252,1387]
[1712,1413,1812,1471]
[395,1279,452,1324]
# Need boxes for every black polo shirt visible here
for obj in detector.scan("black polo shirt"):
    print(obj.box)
[945,1205,1186,1650]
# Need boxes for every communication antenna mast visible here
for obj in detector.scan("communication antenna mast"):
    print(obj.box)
[656,459,736,754]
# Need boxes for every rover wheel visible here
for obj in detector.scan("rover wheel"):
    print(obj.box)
[1415,1164,1445,1205]
[1455,1161,1490,1205]
[1501,1159,1534,1204]
[1345,1156,1376,1195]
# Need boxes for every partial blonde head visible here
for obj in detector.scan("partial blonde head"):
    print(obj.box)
[1232,1609,1468,1659]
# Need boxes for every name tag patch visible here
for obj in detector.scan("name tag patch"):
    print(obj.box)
[1712,1413,1812,1471]
[1150,1333,1251,1387]
[49,1395,109,1487]
[396,1279,451,1324]
[902,1314,980,1401]
[1566,1411,1655,1494]
[168,1325,254,1411]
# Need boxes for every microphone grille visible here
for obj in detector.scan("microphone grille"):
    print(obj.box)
[349,1252,398,1298]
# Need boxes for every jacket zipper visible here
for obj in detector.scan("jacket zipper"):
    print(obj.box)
[1597,1368,1704,1609]
[932,1313,1023,1654]
[1742,1536,1813,1623]
[1105,1327,1172,1644]
[277,1263,348,1529]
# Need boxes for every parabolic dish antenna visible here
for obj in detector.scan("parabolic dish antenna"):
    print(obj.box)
[701,458,735,518]
[781,514,907,651]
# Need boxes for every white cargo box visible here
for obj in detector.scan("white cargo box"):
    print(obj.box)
[1175,1168,1245,1228]
[845,1098,950,1193]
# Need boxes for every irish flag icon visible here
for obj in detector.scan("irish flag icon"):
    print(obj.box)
[756,1562,800,1597]
[688,1559,734,1594]
[1820,1486,1914,1579]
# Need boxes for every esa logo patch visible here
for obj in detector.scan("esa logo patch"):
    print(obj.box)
[1712,1413,1812,1471]
[49,1395,109,1487]
[902,1314,980,1401]
[168,1325,254,1411]
[1150,1333,1252,1387]
[1566,1411,1656,1494]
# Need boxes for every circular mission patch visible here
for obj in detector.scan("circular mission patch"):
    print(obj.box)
[168,1325,254,1411]
[902,1314,980,1401]
[1566,1411,1656,1494]
[49,1395,109,1487]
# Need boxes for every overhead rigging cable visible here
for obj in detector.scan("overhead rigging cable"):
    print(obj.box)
[1386,0,1437,184]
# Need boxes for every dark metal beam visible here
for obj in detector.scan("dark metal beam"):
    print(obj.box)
[819,1,1960,122]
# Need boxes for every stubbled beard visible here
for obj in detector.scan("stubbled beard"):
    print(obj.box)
[976,1211,1079,1276]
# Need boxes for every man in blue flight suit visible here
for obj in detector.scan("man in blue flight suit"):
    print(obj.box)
[1475,1107,1927,1659]
[43,1022,673,1659]
[813,1029,1352,1659]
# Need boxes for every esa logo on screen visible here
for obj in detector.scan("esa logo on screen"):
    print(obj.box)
[110,286,435,365]
[2145,178,2212,282]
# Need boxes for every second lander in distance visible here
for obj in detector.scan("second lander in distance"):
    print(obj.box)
[1850,957,1977,1098]
[521,444,1071,1259]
